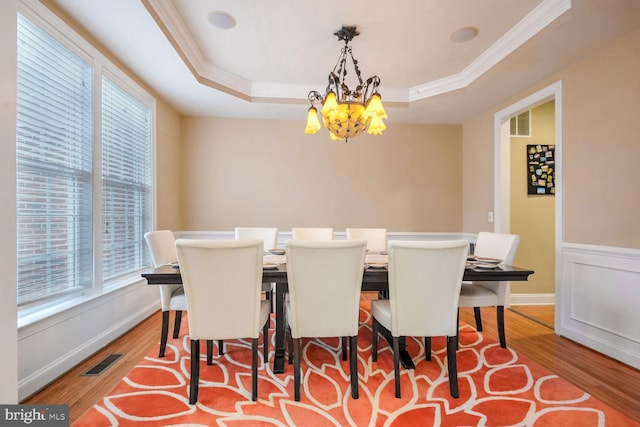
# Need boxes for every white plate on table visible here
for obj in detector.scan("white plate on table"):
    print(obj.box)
[263,263,279,270]
[474,256,502,264]
[474,262,501,270]
[269,249,285,255]
[367,263,387,269]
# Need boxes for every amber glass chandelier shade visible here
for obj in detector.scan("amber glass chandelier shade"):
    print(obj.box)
[367,114,387,135]
[321,91,338,115]
[304,107,322,134]
[362,94,387,120]
[321,102,369,140]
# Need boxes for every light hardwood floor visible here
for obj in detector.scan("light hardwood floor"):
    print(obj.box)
[25,303,640,424]
[509,304,555,328]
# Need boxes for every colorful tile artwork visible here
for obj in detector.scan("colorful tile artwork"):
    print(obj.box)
[527,144,555,195]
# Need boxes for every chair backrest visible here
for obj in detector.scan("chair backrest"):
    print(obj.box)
[291,227,333,240]
[144,230,181,311]
[472,232,520,304]
[387,240,468,337]
[175,239,264,340]
[346,228,387,252]
[144,230,177,267]
[474,232,520,265]
[235,227,279,250]
[285,240,367,338]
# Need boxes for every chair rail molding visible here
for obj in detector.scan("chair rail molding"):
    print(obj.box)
[558,242,640,369]
[174,231,478,248]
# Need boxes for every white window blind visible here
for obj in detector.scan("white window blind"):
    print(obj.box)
[102,78,152,282]
[16,14,94,305]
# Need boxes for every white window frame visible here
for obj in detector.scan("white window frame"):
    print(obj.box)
[17,0,156,321]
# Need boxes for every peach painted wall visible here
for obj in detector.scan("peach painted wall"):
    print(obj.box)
[464,26,640,250]
[154,98,184,230]
[179,118,462,233]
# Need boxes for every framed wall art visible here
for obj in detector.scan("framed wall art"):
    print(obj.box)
[527,144,555,195]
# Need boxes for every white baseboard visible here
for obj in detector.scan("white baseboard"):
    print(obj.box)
[510,293,555,305]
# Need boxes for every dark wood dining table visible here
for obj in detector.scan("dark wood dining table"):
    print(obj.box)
[142,259,534,373]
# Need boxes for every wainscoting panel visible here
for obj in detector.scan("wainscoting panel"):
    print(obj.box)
[18,280,158,400]
[558,243,640,369]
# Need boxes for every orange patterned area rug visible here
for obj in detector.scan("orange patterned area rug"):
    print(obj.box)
[75,301,638,426]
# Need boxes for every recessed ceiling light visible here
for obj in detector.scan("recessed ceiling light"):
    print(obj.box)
[450,26,479,43]
[208,11,236,30]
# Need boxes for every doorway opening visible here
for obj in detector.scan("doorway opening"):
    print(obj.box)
[493,81,563,332]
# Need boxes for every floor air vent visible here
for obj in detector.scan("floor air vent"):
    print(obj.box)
[83,353,124,376]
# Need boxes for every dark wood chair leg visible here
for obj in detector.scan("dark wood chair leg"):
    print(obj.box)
[159,311,170,357]
[350,335,359,399]
[473,307,483,331]
[372,317,379,362]
[206,340,213,365]
[447,336,459,398]
[293,337,301,402]
[268,287,274,313]
[252,338,258,401]
[262,320,269,363]
[218,340,224,355]
[424,337,432,361]
[393,336,401,398]
[173,310,182,338]
[497,305,506,348]
[341,336,348,361]
[189,339,200,404]
[456,308,460,350]
[287,326,293,365]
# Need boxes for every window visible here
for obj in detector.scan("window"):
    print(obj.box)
[102,77,152,284]
[510,110,531,137]
[16,11,154,308]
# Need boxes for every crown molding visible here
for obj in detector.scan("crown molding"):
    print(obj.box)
[409,0,571,101]
[142,0,571,106]
[141,0,252,100]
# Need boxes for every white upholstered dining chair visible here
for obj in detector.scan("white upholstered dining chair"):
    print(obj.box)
[291,227,333,240]
[285,239,367,401]
[346,228,387,252]
[144,230,187,358]
[459,232,520,348]
[236,227,279,314]
[371,240,468,398]
[176,239,270,404]
[235,227,279,251]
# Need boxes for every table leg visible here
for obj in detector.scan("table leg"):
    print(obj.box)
[376,326,415,369]
[273,281,286,373]
[398,337,414,369]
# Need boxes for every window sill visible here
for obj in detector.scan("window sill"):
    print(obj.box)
[18,273,150,331]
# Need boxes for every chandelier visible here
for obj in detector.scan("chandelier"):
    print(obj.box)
[304,26,387,141]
